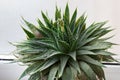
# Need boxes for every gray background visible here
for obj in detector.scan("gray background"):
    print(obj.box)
[0,0,120,80]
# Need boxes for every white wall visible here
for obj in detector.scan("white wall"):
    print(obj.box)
[0,0,120,80]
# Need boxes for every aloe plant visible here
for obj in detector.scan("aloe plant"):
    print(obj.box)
[13,4,116,80]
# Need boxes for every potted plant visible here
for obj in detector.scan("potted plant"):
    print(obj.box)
[12,4,116,80]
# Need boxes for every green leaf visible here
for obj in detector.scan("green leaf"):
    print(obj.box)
[19,58,58,76]
[31,39,57,50]
[85,21,108,38]
[55,6,61,21]
[22,17,37,33]
[18,39,56,50]
[48,65,58,80]
[69,59,81,73]
[82,42,112,50]
[41,11,53,28]
[37,18,45,28]
[90,65,106,80]
[45,51,62,59]
[62,67,74,80]
[79,61,97,80]
[63,10,74,43]
[102,55,117,62]
[34,27,48,37]
[38,24,54,39]
[21,27,35,38]
[28,72,41,80]
[17,48,45,55]
[58,40,70,52]
[99,35,114,41]
[77,50,96,55]
[64,3,70,25]
[73,14,86,36]
[34,57,59,74]
[78,37,96,47]
[70,40,77,51]
[36,19,51,37]
[19,62,43,80]
[70,9,77,32]
[65,25,74,43]
[80,56,104,67]
[91,26,112,38]
[51,31,60,50]
[74,13,87,38]
[69,66,78,78]
[95,50,115,55]
[68,51,76,61]
[58,56,69,78]
[20,50,55,61]
[77,22,93,41]
[96,29,113,38]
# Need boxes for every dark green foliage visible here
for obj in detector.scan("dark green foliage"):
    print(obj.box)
[13,4,116,80]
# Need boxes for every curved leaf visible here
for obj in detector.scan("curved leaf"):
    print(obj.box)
[62,67,75,80]
[64,3,70,25]
[28,72,41,80]
[58,56,69,78]
[19,62,43,80]
[95,50,115,55]
[34,57,59,74]
[68,51,76,61]
[80,56,104,67]
[69,59,81,73]
[77,50,96,55]
[22,17,37,33]
[48,65,58,80]
[81,42,112,50]
[79,61,97,80]
[90,64,106,80]
[70,9,77,32]
[55,6,61,21]
[41,11,53,28]
[21,26,35,38]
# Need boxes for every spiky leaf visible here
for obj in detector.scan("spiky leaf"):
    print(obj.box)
[13,4,116,80]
